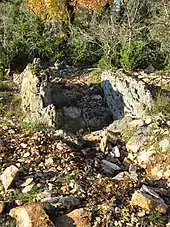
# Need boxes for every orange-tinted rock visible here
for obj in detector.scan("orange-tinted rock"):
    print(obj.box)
[131,185,168,214]
[55,208,92,227]
[9,203,54,227]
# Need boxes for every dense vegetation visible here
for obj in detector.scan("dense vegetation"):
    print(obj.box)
[0,0,170,77]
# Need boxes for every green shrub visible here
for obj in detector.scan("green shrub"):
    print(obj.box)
[67,0,170,71]
[0,1,62,76]
[120,42,144,71]
[88,68,102,84]
[149,93,170,117]
[120,41,166,71]
[21,121,48,133]
[65,25,102,66]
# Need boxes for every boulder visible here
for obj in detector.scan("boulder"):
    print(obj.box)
[142,151,170,182]
[0,139,5,152]
[1,165,19,190]
[101,160,121,176]
[101,70,153,119]
[9,203,54,227]
[54,208,92,227]
[126,123,170,182]
[131,185,168,214]
[126,125,150,153]
[19,65,58,127]
[0,201,5,214]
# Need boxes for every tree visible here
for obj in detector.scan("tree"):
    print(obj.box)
[71,0,113,12]
[26,0,70,21]
[26,0,114,21]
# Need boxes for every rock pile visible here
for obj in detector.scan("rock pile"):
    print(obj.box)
[13,61,112,131]
[0,66,169,226]
[14,64,58,127]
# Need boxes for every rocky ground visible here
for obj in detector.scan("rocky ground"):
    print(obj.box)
[0,64,170,226]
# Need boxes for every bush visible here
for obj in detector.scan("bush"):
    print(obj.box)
[66,0,170,71]
[1,0,170,73]
[0,1,63,76]
[149,93,170,118]
[21,121,48,133]
[120,42,144,71]
[120,40,167,71]
[65,15,103,66]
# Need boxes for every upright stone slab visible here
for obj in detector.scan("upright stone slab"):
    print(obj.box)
[19,65,58,127]
[101,70,153,119]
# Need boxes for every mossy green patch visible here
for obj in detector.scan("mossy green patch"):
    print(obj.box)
[148,93,170,117]
[88,68,102,84]
[121,126,136,143]
[21,121,48,134]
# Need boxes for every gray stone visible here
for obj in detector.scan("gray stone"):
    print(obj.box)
[41,195,80,209]
[101,70,153,119]
[19,65,58,127]
[101,160,121,176]
[131,185,168,213]
[9,203,55,227]
[1,165,19,190]
[126,126,150,153]
[63,107,81,119]
[144,65,155,74]
[159,138,170,152]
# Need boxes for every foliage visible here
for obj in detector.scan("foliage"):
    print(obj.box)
[149,93,170,117]
[65,17,103,65]
[21,121,48,133]
[0,1,62,76]
[0,0,170,73]
[71,0,113,12]
[145,211,164,226]
[67,0,170,71]
[3,186,43,203]
[88,68,102,84]
[27,0,48,19]
[27,0,70,21]
[26,0,113,20]
[120,42,144,71]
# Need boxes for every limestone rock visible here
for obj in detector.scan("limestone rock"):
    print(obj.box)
[55,208,92,227]
[22,182,35,194]
[112,172,131,181]
[128,145,170,182]
[101,160,121,176]
[0,139,5,152]
[19,65,58,127]
[9,203,54,227]
[21,178,34,187]
[63,107,81,119]
[159,138,170,152]
[135,149,156,166]
[126,126,150,153]
[1,165,19,190]
[41,195,80,209]
[167,221,170,227]
[101,70,153,119]
[0,201,5,214]
[13,72,24,89]
[107,116,133,132]
[131,185,168,213]
[143,152,170,182]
